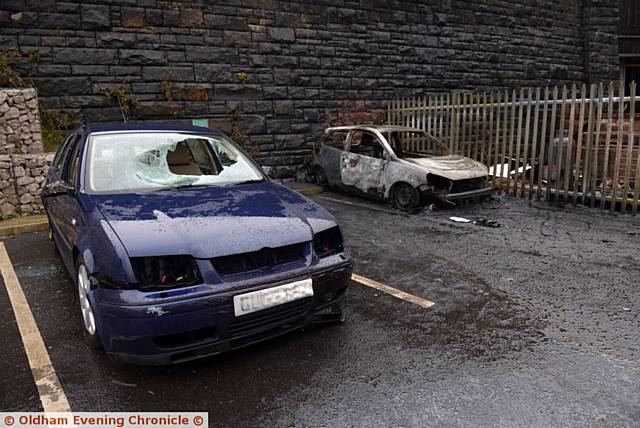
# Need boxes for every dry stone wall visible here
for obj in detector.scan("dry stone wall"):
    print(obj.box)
[0,88,50,220]
[0,88,44,154]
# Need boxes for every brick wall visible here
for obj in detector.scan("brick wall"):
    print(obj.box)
[0,0,619,175]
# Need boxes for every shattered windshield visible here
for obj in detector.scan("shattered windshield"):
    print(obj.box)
[86,132,264,193]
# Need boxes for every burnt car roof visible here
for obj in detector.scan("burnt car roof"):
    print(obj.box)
[325,125,424,134]
[81,122,226,136]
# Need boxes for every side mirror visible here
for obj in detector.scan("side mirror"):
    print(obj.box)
[43,180,74,197]
[261,165,273,178]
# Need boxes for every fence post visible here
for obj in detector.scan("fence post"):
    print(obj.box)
[499,90,510,190]
[625,81,636,211]
[611,81,625,211]
[554,86,568,204]
[589,83,604,208]
[490,91,501,187]
[601,82,614,210]
[581,83,597,204]
[529,87,541,199]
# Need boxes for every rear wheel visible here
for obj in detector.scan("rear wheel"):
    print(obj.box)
[75,259,102,349]
[392,183,419,211]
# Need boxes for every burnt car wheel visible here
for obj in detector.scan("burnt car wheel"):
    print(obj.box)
[75,258,102,349]
[392,183,419,211]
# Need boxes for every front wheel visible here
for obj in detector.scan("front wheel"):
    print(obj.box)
[392,183,420,211]
[75,259,102,349]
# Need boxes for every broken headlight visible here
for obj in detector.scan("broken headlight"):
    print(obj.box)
[130,256,202,291]
[313,226,344,258]
[426,174,453,192]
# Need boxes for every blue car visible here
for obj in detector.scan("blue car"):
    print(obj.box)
[43,123,352,365]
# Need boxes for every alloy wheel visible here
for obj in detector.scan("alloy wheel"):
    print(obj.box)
[77,264,96,335]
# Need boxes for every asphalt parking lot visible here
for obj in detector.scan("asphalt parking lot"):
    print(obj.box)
[1,191,639,427]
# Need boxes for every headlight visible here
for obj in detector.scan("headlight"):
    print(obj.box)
[313,226,344,258]
[130,256,202,291]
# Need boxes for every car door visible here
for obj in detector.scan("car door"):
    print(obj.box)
[340,130,388,198]
[44,132,76,247]
[56,131,85,261]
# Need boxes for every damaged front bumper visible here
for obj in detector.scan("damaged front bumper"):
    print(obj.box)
[418,178,493,202]
[444,186,494,201]
[95,257,353,365]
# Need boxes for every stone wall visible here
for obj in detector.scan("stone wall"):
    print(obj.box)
[0,0,619,174]
[0,153,53,219]
[0,88,44,154]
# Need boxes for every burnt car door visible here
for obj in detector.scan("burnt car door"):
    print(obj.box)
[340,131,389,198]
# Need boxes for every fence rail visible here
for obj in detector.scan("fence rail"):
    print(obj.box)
[387,81,640,212]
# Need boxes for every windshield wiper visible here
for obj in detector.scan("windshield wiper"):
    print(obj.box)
[231,179,265,186]
[155,183,214,191]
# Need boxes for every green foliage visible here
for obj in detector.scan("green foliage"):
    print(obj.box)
[0,50,26,88]
[40,109,75,152]
[98,83,138,122]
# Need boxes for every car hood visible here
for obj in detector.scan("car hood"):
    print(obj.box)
[91,181,337,258]
[400,155,488,180]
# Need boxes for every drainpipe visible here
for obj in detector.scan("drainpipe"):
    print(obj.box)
[582,0,592,83]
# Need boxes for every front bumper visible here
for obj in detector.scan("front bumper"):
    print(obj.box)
[445,186,494,201]
[96,259,353,365]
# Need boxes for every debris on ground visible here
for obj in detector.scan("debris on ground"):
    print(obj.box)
[474,218,500,228]
[449,216,471,223]
[111,379,137,388]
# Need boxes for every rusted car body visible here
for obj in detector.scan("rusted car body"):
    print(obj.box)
[310,125,492,209]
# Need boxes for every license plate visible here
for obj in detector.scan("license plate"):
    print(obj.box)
[233,278,313,317]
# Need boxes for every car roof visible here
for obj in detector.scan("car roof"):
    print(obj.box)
[81,122,226,136]
[325,125,424,134]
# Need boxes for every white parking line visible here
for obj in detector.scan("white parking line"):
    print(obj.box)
[351,274,435,309]
[316,195,406,215]
[0,243,70,412]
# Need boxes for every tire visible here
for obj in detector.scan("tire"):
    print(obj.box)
[74,258,102,349]
[392,183,420,211]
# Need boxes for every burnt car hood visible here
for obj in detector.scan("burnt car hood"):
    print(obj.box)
[401,155,488,180]
[91,181,337,258]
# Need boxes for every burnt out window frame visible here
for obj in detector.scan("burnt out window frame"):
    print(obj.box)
[346,130,391,160]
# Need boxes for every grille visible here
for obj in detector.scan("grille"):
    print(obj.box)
[211,242,307,277]
[152,326,217,349]
[227,297,312,340]
[451,177,487,193]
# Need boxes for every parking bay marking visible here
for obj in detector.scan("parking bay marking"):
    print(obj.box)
[0,243,71,412]
[316,195,408,215]
[351,274,435,309]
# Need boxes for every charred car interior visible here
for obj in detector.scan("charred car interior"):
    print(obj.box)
[309,125,493,210]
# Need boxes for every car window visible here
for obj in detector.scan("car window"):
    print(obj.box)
[349,131,385,159]
[61,133,82,185]
[52,133,75,178]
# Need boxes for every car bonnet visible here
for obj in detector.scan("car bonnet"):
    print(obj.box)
[90,181,337,258]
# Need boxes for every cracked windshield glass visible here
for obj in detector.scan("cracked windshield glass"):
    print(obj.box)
[86,132,263,192]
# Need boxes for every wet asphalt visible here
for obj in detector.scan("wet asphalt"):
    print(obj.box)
[0,191,639,427]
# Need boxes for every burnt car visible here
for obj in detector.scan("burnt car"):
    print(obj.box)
[309,125,492,209]
[43,123,352,365]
